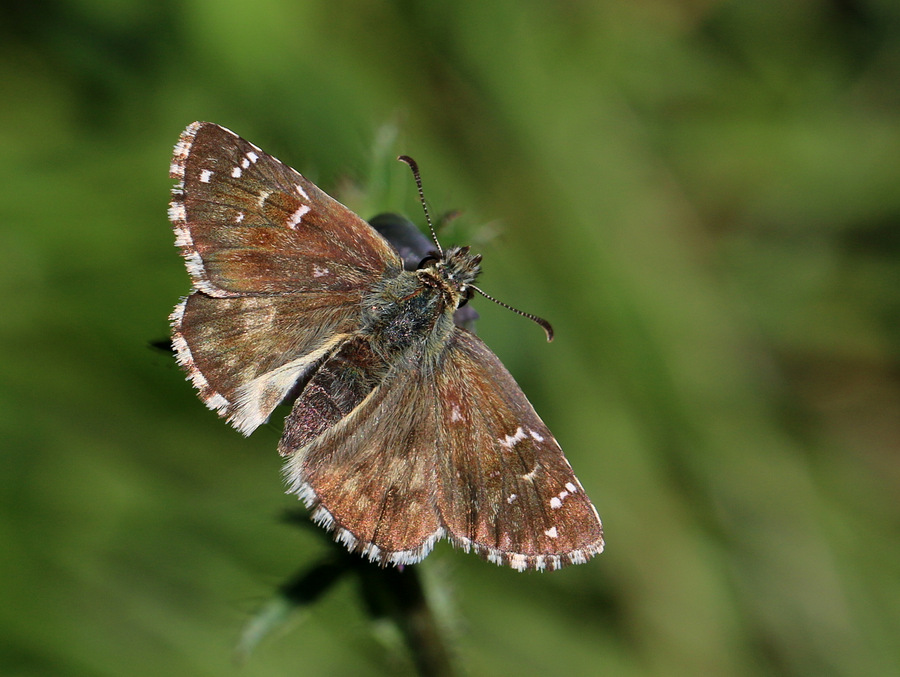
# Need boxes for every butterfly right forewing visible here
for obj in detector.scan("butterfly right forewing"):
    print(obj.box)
[279,326,603,571]
[434,328,604,571]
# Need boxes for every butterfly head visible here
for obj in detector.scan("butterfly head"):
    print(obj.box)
[398,154,553,341]
[418,245,482,309]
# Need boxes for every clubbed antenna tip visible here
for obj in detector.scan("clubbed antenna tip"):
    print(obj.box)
[470,285,554,341]
[398,156,554,342]
[398,155,442,256]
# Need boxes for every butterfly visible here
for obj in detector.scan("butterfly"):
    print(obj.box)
[168,121,604,571]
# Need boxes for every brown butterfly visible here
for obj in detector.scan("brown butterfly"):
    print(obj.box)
[168,122,604,571]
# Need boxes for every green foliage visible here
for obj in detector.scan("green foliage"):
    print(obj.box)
[1,1,898,675]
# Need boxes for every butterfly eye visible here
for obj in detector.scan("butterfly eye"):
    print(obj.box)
[458,286,474,308]
[417,255,440,270]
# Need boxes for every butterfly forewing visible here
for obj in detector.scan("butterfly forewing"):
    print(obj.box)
[435,329,604,571]
[170,121,402,296]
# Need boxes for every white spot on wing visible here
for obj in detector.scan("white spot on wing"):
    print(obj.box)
[199,169,213,183]
[529,429,544,442]
[287,204,311,229]
[544,526,558,539]
[450,404,463,422]
[565,482,577,493]
[507,493,517,504]
[257,190,271,207]
[295,183,311,201]
[246,151,259,163]
[550,497,562,509]
[312,264,329,277]
[241,157,250,169]
[500,426,527,449]
[235,212,245,224]
[231,166,242,178]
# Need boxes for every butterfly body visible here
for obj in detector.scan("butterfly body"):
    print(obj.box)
[362,245,480,361]
[169,122,603,571]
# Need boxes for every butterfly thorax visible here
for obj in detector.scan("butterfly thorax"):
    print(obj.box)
[361,245,482,362]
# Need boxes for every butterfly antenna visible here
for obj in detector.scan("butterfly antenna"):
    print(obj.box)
[469,284,554,342]
[398,155,443,257]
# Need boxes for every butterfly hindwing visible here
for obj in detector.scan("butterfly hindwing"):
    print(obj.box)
[282,342,445,564]
[171,291,361,435]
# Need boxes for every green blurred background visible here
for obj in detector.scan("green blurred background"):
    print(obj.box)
[2,1,899,675]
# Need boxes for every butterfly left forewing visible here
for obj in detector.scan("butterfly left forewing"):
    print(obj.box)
[434,329,604,571]
[170,121,401,297]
